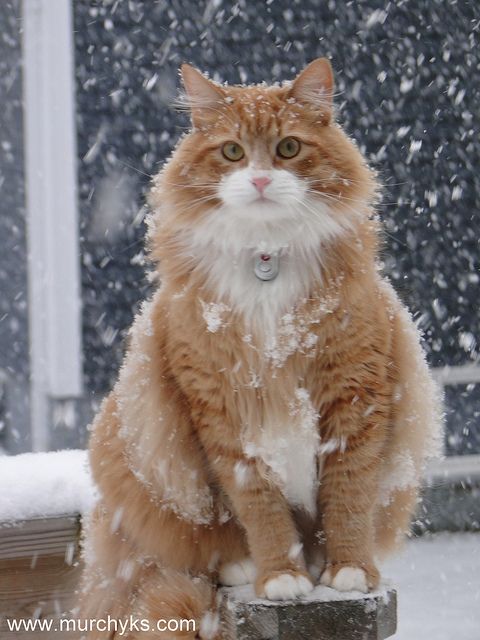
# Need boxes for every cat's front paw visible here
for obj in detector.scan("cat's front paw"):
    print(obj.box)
[257,570,314,601]
[320,564,379,593]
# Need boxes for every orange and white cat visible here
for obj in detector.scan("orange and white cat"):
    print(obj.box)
[78,59,442,639]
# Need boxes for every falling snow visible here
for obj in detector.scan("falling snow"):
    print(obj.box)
[0,5,479,633]
[66,0,480,458]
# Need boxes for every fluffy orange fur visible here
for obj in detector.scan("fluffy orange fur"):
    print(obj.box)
[78,59,442,639]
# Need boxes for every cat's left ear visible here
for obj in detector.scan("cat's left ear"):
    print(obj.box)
[180,64,226,129]
[289,58,334,123]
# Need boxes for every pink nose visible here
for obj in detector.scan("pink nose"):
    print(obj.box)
[251,176,272,194]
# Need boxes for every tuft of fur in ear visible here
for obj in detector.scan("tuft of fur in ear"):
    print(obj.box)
[289,58,334,123]
[180,64,226,129]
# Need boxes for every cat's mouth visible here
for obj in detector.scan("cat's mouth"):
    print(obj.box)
[252,195,275,205]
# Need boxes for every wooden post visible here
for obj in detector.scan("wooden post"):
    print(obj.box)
[221,584,396,640]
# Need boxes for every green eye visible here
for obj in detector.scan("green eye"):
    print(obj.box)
[277,137,301,159]
[222,142,245,161]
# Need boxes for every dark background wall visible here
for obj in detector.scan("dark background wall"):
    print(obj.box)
[69,0,477,454]
[0,0,30,453]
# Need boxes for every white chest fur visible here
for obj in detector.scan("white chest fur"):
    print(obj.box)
[182,199,347,514]
[244,387,320,515]
[182,198,347,327]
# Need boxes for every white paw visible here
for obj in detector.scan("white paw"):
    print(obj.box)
[199,611,219,639]
[263,573,314,601]
[320,566,368,593]
[218,558,257,586]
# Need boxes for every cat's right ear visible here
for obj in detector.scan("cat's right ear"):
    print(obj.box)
[180,64,226,129]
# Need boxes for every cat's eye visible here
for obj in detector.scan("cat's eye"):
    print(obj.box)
[222,142,245,161]
[277,137,301,159]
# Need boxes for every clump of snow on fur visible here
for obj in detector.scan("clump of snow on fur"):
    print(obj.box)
[263,283,341,367]
[153,457,215,525]
[244,387,320,514]
[200,300,231,333]
[318,436,348,455]
[378,452,417,506]
[116,297,158,441]
[234,461,253,488]
[110,506,124,534]
[288,542,303,561]
[264,312,318,367]
[248,369,262,388]
[218,503,233,524]
[115,292,215,526]
[199,611,219,639]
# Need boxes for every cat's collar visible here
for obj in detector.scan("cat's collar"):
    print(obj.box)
[254,253,280,281]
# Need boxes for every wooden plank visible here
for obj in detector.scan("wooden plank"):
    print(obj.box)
[426,454,480,482]
[0,553,82,639]
[0,515,80,559]
[432,364,480,385]
[0,516,82,639]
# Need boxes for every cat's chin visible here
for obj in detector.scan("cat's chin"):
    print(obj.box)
[251,196,276,205]
[221,201,297,224]
[185,196,346,261]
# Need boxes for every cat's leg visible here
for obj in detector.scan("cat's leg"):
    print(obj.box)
[317,441,384,593]
[319,401,384,592]
[168,339,312,599]
[196,443,313,600]
[314,370,391,592]
[237,479,313,600]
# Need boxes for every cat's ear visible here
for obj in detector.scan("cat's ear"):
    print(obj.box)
[289,58,334,123]
[180,64,226,129]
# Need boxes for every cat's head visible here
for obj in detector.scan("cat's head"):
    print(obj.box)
[150,59,378,255]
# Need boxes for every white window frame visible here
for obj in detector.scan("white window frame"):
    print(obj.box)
[428,365,480,480]
[22,0,82,451]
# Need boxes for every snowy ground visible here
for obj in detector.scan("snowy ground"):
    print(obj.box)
[384,532,480,639]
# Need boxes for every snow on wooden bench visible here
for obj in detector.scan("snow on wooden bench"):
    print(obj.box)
[0,451,397,639]
[0,451,93,639]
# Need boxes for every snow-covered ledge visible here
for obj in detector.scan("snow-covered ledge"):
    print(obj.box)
[0,450,94,523]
